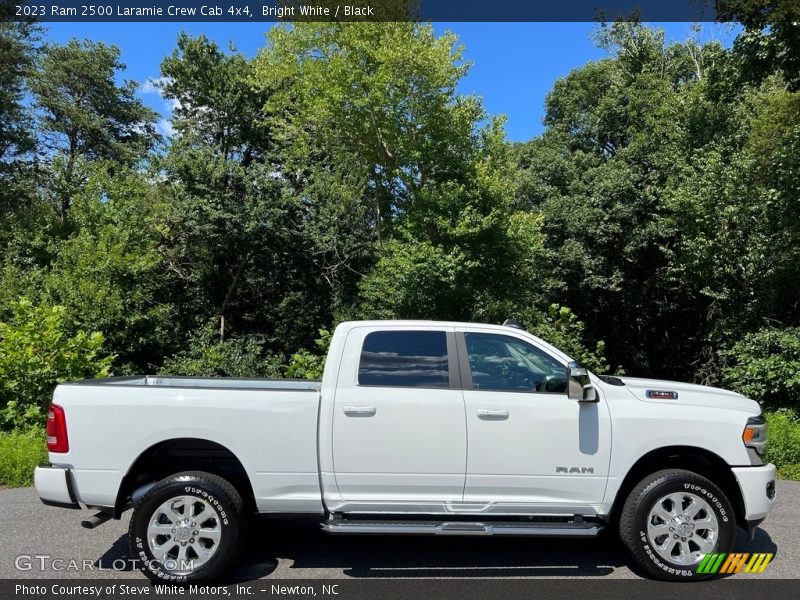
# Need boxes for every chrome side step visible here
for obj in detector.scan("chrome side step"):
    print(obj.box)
[321,519,603,537]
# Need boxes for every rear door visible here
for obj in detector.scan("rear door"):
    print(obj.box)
[331,326,466,507]
[458,328,611,512]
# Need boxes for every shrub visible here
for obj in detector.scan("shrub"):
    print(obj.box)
[160,329,283,378]
[284,329,331,379]
[765,409,800,481]
[0,298,114,431]
[720,327,800,407]
[0,428,47,487]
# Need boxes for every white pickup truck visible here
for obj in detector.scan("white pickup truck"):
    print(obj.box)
[35,320,775,581]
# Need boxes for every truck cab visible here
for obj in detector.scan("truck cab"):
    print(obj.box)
[320,322,610,514]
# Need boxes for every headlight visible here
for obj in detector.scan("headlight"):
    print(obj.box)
[742,415,767,456]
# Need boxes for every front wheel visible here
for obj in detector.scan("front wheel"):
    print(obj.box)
[129,471,244,582]
[620,469,736,580]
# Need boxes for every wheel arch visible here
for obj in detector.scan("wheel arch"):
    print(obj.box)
[114,438,257,517]
[607,445,746,528]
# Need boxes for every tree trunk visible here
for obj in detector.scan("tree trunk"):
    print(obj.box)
[60,137,78,225]
[218,253,251,342]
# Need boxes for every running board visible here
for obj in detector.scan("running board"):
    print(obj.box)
[321,519,603,537]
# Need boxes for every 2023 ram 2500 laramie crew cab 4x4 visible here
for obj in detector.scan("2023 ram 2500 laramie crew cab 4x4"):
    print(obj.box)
[35,320,776,581]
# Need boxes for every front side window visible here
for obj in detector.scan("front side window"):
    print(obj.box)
[464,333,567,393]
[358,331,449,388]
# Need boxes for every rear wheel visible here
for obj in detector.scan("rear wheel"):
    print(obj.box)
[129,471,243,582]
[620,469,736,580]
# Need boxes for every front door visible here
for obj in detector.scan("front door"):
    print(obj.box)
[331,326,466,508]
[458,329,611,512]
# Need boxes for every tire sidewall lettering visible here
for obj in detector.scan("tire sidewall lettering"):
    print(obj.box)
[183,485,230,525]
[134,535,188,581]
[683,482,728,522]
[639,530,694,577]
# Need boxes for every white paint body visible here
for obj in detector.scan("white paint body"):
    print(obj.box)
[36,320,776,524]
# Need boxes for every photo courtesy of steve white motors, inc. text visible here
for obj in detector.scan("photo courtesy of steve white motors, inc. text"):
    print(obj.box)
[14,583,340,597]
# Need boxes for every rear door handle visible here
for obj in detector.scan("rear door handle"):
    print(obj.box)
[476,409,509,420]
[343,405,377,417]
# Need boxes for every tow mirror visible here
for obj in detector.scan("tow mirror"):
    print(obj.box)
[567,361,598,402]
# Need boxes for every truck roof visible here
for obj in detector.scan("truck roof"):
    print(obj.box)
[334,320,574,365]
[336,319,524,332]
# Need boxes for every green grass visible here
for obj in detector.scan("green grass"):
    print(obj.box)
[0,428,48,488]
[777,463,800,480]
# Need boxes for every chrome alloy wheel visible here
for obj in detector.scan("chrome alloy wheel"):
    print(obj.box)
[146,495,222,575]
[646,491,719,566]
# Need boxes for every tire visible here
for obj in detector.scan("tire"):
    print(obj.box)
[129,471,244,582]
[619,469,736,581]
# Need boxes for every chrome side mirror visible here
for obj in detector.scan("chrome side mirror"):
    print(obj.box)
[567,361,598,402]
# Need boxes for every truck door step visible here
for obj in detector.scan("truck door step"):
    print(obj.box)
[321,518,603,537]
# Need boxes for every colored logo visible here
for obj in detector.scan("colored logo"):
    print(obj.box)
[696,552,774,574]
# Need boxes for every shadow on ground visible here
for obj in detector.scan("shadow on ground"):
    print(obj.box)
[94,518,778,582]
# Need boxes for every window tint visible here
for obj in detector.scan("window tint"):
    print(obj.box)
[358,331,449,388]
[464,333,567,393]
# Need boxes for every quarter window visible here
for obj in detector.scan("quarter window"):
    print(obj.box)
[464,333,567,393]
[358,331,449,388]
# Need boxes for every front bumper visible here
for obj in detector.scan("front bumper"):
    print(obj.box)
[732,463,776,521]
[34,463,80,509]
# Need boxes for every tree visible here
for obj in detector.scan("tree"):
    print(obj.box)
[719,0,800,91]
[513,22,736,378]
[254,23,555,329]
[41,165,176,372]
[0,20,40,250]
[158,34,328,352]
[0,20,37,165]
[255,22,483,241]
[514,19,800,383]
[664,76,800,365]
[30,39,159,223]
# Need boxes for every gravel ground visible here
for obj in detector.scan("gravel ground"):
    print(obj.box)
[0,482,795,580]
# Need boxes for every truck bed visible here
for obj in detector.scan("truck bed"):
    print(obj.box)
[49,375,324,514]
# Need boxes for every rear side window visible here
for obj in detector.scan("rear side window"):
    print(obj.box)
[358,331,449,388]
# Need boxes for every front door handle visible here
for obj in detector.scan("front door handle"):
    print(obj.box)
[343,405,377,417]
[476,409,509,420]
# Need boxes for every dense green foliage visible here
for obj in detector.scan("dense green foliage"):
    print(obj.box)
[0,428,47,487]
[0,298,112,429]
[1,9,800,463]
[513,20,800,388]
[160,328,282,378]
[722,328,800,408]
[284,329,332,380]
[764,410,800,479]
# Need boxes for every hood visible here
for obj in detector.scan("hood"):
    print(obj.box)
[612,376,761,414]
